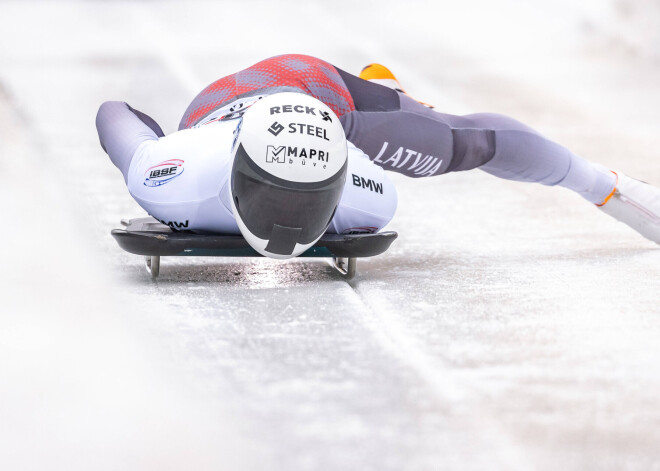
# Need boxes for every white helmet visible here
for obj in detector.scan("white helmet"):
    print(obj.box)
[230,92,348,259]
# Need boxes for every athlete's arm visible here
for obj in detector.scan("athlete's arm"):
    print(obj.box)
[96,101,164,181]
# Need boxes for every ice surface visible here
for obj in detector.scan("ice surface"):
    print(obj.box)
[1,1,659,470]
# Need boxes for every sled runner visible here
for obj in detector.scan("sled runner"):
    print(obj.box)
[111,217,397,280]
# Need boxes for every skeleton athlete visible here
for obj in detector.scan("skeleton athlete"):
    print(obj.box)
[96,54,660,258]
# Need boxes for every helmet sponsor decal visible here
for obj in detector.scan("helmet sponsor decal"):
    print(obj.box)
[269,104,332,123]
[268,121,285,136]
[237,92,347,183]
[266,145,286,163]
[269,104,317,116]
[143,159,184,187]
[265,145,330,168]
[266,121,330,141]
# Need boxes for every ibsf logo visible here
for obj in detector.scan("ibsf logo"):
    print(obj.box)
[144,159,184,187]
[266,145,286,163]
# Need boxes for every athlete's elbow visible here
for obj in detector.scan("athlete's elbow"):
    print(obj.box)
[96,101,128,127]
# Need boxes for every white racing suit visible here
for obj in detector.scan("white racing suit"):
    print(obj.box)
[97,100,397,235]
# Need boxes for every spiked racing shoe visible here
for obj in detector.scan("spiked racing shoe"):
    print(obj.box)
[597,171,660,245]
[359,63,434,108]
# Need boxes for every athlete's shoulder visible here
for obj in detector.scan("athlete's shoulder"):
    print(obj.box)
[128,120,237,189]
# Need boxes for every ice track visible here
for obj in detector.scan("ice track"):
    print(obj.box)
[1,1,660,470]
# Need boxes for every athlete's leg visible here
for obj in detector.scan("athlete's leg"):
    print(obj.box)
[404,90,618,204]
[469,112,660,244]
[438,107,618,205]
[343,64,660,244]
[337,67,616,205]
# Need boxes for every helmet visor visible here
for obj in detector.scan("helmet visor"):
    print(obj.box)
[231,143,347,255]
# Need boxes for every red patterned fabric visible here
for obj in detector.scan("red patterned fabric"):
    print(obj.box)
[180,54,356,130]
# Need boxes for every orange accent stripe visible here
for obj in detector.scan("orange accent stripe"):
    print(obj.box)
[596,171,619,207]
[359,63,435,109]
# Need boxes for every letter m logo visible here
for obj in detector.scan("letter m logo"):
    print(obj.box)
[266,145,286,163]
